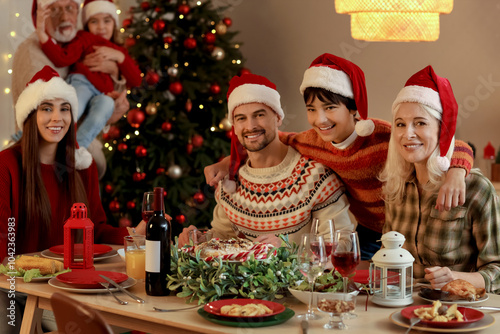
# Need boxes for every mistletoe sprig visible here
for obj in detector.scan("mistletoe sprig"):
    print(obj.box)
[167,238,303,304]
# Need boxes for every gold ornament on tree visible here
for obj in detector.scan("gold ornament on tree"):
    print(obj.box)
[145,102,158,115]
[215,22,227,35]
[211,47,225,60]
[219,117,232,131]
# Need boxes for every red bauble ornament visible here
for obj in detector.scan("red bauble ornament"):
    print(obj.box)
[127,108,145,128]
[133,172,146,182]
[140,1,150,11]
[204,32,216,44]
[209,83,221,95]
[223,17,232,27]
[186,143,193,154]
[239,68,251,76]
[183,37,197,50]
[119,216,132,227]
[135,145,147,158]
[104,184,113,193]
[124,37,136,48]
[145,71,160,85]
[175,214,186,224]
[163,190,168,198]
[163,36,173,44]
[226,129,233,139]
[126,201,136,210]
[169,82,183,95]
[161,121,172,132]
[108,125,121,139]
[152,19,166,34]
[109,200,120,212]
[102,132,110,141]
[193,192,205,204]
[156,167,165,175]
[178,3,190,15]
[117,143,128,152]
[192,134,204,148]
[122,18,132,29]
[154,7,161,13]
[185,99,192,112]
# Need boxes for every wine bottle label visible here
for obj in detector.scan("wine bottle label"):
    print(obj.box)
[145,240,161,272]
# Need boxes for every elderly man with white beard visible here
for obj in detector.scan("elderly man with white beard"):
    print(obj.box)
[11,0,129,178]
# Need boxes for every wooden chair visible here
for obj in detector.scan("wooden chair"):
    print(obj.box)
[50,292,114,334]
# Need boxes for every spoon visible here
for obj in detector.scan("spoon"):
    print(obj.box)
[153,305,200,312]
[405,317,421,334]
[99,282,128,305]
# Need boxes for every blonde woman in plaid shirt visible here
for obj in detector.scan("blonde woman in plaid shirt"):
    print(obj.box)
[381,66,500,294]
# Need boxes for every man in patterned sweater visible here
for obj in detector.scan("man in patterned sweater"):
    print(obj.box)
[179,74,354,247]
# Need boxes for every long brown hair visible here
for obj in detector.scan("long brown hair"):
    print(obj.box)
[15,108,88,248]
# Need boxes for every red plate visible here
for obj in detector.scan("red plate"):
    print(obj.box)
[204,299,285,318]
[353,270,399,285]
[56,270,128,289]
[49,244,112,256]
[401,305,484,328]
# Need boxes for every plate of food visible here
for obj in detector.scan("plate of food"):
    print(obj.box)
[183,238,274,263]
[198,307,294,328]
[418,279,488,305]
[401,302,484,328]
[56,270,128,289]
[204,299,285,318]
[0,256,70,282]
[48,244,113,256]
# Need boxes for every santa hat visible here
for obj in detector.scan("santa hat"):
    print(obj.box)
[392,65,458,171]
[32,0,83,27]
[82,0,118,27]
[227,73,284,124]
[299,53,374,137]
[15,66,92,170]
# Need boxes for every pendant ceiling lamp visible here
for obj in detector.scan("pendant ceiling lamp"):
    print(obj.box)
[335,0,454,42]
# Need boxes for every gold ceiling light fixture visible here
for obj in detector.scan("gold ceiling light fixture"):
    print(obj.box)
[335,0,454,42]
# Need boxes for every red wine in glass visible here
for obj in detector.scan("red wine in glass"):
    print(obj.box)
[142,210,154,222]
[312,241,333,257]
[332,251,360,276]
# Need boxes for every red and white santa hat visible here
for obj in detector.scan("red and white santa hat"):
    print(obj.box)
[82,0,118,27]
[392,65,458,171]
[299,53,374,137]
[32,0,83,27]
[222,74,284,193]
[15,66,92,170]
[227,73,284,124]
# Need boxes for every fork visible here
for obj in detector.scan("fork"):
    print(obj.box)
[405,317,421,334]
[153,305,200,312]
[99,282,128,305]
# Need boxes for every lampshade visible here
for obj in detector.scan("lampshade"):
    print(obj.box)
[335,0,454,42]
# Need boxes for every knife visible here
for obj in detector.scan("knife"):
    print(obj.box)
[99,275,145,303]
[301,320,308,334]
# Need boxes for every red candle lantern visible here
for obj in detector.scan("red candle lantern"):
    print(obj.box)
[64,203,94,270]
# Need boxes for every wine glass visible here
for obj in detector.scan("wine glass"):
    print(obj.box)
[142,192,155,222]
[296,233,328,320]
[317,291,358,330]
[332,230,360,293]
[310,218,335,260]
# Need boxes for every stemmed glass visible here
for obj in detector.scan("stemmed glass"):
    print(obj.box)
[310,218,335,260]
[142,192,155,222]
[317,291,358,330]
[296,233,328,320]
[332,230,360,293]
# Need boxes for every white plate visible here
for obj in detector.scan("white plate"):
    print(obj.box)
[289,287,359,307]
[41,249,118,262]
[418,291,489,305]
[389,309,495,333]
[48,277,137,294]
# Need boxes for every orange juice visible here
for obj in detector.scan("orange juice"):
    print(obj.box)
[125,249,146,279]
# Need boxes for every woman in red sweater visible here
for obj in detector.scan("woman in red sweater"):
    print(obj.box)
[0,66,145,262]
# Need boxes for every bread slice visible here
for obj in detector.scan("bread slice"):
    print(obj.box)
[14,255,64,275]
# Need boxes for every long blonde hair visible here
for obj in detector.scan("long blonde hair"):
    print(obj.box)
[380,103,455,204]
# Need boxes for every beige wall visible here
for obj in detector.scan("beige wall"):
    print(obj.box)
[225,0,500,174]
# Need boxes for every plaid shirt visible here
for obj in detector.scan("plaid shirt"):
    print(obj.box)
[384,170,500,293]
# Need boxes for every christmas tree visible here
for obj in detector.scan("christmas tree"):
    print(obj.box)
[101,0,247,235]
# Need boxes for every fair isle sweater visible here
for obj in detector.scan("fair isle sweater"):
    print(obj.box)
[282,118,474,234]
[211,147,354,246]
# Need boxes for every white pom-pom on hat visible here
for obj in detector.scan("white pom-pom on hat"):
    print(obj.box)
[75,147,93,170]
[222,178,237,194]
[355,119,375,137]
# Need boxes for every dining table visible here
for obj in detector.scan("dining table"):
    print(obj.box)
[1,245,499,334]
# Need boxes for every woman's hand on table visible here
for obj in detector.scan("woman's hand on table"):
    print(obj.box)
[254,234,282,248]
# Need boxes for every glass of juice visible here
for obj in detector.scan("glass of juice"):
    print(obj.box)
[124,235,146,280]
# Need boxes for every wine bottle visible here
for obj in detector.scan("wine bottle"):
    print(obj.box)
[145,187,171,296]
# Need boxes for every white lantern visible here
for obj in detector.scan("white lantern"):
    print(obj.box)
[369,231,415,307]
